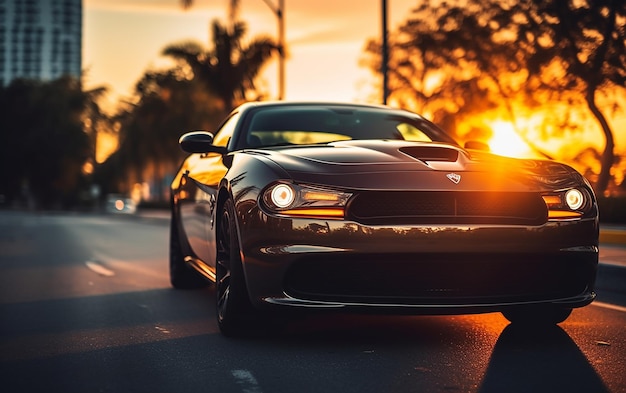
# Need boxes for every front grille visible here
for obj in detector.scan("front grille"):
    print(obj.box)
[347,191,548,225]
[284,253,594,305]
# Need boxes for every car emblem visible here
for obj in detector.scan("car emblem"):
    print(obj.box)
[446,173,461,184]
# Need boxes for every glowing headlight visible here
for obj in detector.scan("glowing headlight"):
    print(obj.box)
[262,182,352,219]
[542,188,591,220]
[270,184,295,208]
[565,189,584,210]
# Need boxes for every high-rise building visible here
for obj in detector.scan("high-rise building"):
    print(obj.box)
[0,0,82,86]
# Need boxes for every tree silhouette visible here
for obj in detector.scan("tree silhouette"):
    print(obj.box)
[365,0,625,194]
[0,77,96,207]
[163,20,278,111]
[172,0,278,111]
[97,1,277,201]
[103,69,224,200]
[513,0,624,194]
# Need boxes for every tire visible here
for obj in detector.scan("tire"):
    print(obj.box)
[502,306,572,326]
[169,213,207,289]
[216,199,255,336]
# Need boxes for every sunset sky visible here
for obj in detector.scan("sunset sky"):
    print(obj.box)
[83,0,418,106]
[83,0,625,163]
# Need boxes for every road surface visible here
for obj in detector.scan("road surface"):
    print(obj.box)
[1,210,625,392]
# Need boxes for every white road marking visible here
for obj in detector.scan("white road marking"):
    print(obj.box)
[591,301,626,313]
[231,369,263,393]
[85,261,115,277]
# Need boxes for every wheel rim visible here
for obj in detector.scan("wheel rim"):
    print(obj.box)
[216,207,232,323]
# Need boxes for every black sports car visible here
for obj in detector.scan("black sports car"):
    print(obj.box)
[170,101,598,336]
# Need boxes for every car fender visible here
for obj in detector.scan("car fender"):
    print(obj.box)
[215,152,293,288]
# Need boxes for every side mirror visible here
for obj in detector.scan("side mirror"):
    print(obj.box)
[464,140,490,152]
[179,131,227,154]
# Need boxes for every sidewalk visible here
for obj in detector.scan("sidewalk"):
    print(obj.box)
[598,225,626,267]
[600,225,626,246]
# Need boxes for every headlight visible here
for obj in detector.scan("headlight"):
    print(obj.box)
[565,189,584,210]
[542,188,591,220]
[262,182,352,219]
[270,184,295,208]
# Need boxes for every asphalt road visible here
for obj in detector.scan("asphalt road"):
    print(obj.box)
[0,210,625,393]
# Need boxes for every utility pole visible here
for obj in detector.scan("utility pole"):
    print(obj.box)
[261,0,285,100]
[382,0,389,105]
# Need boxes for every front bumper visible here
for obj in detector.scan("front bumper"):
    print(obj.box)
[239,213,598,314]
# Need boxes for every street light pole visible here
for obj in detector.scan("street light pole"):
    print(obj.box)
[382,0,389,105]
[261,0,285,100]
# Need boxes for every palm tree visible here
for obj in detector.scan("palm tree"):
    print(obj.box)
[175,0,278,110]
[163,17,278,111]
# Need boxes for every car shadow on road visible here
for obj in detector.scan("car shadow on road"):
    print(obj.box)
[477,323,609,393]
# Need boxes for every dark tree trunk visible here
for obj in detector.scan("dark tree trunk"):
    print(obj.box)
[586,86,615,196]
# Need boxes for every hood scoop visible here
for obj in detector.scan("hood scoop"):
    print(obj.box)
[399,146,459,163]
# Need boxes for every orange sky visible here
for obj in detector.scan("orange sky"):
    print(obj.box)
[83,0,419,107]
[84,0,625,164]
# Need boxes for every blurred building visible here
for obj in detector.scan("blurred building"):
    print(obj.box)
[0,0,82,85]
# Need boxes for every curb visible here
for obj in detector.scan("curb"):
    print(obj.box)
[600,229,626,246]
[135,209,170,221]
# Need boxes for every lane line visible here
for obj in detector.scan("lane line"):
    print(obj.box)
[591,301,626,313]
[231,369,263,393]
[85,261,115,277]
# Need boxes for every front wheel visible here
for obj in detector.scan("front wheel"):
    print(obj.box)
[216,199,255,336]
[502,306,572,326]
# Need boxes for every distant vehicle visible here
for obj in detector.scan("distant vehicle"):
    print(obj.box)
[169,101,599,336]
[105,194,137,214]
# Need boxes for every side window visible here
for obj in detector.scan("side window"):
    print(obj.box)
[212,112,240,148]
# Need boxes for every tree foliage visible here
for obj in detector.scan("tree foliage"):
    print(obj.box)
[0,77,98,208]
[365,0,625,194]
[514,0,625,194]
[163,19,279,112]
[96,69,224,199]
[97,6,279,202]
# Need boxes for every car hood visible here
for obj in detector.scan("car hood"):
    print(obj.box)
[247,140,584,192]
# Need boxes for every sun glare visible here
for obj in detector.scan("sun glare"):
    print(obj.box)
[487,121,534,158]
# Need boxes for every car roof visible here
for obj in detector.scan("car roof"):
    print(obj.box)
[234,101,418,117]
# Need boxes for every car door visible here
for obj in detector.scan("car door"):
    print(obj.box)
[178,112,239,268]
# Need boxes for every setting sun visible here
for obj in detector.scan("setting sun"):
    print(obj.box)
[487,121,535,158]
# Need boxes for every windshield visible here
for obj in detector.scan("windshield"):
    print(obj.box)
[240,106,457,148]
